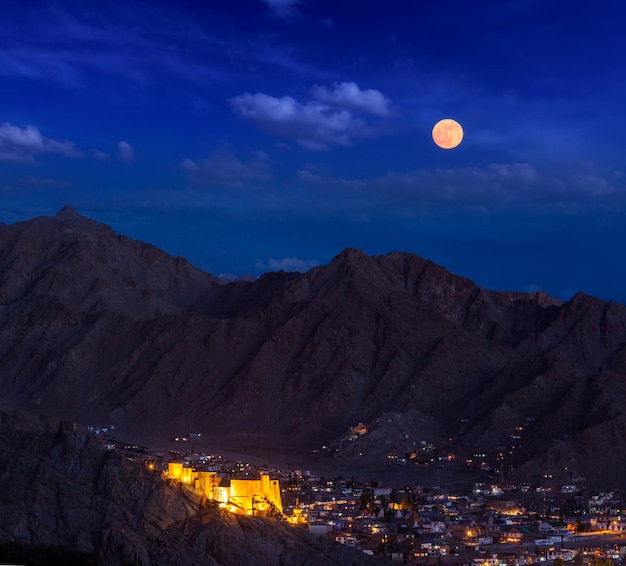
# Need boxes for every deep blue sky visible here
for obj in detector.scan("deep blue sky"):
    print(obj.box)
[1,0,626,302]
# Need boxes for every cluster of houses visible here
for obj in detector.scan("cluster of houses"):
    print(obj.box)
[128,432,625,565]
[281,476,626,564]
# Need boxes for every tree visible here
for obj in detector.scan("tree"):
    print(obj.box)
[361,491,374,511]
[390,489,399,505]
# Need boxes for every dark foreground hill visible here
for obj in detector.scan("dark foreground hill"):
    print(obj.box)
[1,208,626,489]
[0,410,380,566]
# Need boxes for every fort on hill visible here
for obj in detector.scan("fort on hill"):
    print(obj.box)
[167,462,283,517]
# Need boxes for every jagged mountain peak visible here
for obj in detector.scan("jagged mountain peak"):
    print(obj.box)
[52,205,100,230]
[333,246,371,262]
[56,205,81,217]
[567,290,605,305]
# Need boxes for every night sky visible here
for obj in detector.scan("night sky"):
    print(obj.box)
[1,0,626,302]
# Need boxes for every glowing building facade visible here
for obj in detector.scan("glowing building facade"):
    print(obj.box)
[167,462,283,516]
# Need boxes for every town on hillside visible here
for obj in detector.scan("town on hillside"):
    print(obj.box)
[93,424,626,565]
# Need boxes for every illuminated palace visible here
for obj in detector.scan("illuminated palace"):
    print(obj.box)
[167,462,283,517]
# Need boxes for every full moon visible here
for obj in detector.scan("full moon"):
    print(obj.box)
[432,118,463,149]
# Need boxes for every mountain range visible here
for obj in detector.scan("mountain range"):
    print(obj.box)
[2,207,626,490]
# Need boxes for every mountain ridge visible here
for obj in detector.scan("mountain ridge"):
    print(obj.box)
[1,207,626,489]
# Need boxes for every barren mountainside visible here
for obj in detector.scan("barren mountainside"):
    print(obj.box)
[1,207,626,488]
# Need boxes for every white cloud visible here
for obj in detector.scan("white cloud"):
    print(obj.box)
[181,148,272,187]
[310,82,392,116]
[230,82,393,150]
[0,122,82,163]
[229,90,370,149]
[260,0,300,20]
[90,148,109,160]
[116,140,135,162]
[258,256,320,272]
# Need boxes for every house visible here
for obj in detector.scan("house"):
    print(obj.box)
[335,534,357,546]
[538,521,568,535]
[500,527,524,543]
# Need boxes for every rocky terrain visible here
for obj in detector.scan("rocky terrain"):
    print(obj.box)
[1,207,626,489]
[0,410,380,566]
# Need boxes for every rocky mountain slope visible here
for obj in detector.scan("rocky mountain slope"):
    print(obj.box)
[1,208,626,489]
[0,410,380,566]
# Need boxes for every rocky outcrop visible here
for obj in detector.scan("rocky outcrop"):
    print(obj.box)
[2,208,626,489]
[0,410,381,566]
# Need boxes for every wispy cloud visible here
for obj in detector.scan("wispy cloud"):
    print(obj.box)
[0,122,82,163]
[181,148,272,187]
[230,82,392,150]
[295,162,623,209]
[296,168,366,188]
[90,149,109,160]
[374,163,618,206]
[0,3,224,89]
[0,2,326,93]
[116,141,135,162]
[257,256,320,272]
[260,0,301,20]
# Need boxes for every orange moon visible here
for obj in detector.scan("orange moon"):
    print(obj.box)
[432,118,463,149]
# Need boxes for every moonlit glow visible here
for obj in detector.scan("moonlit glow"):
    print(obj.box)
[432,119,464,149]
